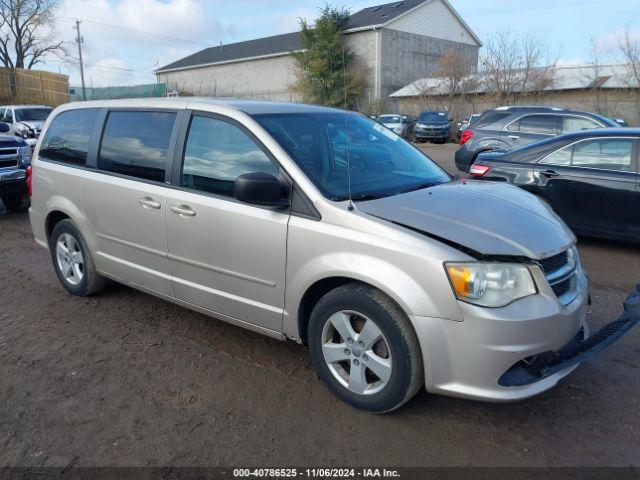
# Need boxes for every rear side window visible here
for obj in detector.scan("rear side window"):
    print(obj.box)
[572,139,634,171]
[98,111,176,182]
[541,138,634,171]
[509,115,559,135]
[39,109,100,165]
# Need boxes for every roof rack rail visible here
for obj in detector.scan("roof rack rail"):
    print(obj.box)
[495,105,564,111]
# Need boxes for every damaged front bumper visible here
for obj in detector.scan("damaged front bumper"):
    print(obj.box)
[499,285,640,387]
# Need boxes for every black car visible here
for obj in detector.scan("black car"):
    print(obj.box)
[469,128,640,243]
[414,111,451,143]
[0,122,31,212]
[455,106,619,173]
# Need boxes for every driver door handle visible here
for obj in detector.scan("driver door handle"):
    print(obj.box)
[508,134,520,140]
[139,197,161,210]
[170,205,196,217]
[542,170,560,178]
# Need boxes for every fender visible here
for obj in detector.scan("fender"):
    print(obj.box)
[283,250,464,341]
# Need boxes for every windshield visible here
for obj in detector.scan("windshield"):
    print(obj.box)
[419,112,448,123]
[378,115,402,124]
[15,108,52,122]
[255,112,450,202]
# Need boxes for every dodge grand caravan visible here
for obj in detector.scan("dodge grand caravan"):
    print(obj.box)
[29,99,639,412]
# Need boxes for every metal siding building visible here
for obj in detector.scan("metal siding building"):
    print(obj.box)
[155,0,481,109]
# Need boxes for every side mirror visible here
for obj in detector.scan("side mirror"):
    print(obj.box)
[0,117,11,124]
[0,122,9,133]
[234,172,289,208]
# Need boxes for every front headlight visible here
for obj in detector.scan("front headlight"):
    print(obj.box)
[445,262,537,307]
[18,145,31,166]
[15,124,28,137]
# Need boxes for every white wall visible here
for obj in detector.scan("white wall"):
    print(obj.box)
[386,0,479,46]
[159,54,300,101]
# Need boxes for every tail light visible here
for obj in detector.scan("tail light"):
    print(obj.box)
[459,130,474,145]
[469,164,491,177]
[26,165,33,197]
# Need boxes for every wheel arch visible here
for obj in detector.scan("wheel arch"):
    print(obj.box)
[43,196,96,250]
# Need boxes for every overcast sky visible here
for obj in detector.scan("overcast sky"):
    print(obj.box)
[43,0,640,87]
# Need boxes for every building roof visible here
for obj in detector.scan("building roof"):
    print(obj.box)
[157,0,430,73]
[347,0,428,29]
[390,63,638,98]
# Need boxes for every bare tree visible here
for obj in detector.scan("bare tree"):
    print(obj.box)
[582,39,612,114]
[480,28,555,106]
[0,0,63,69]
[619,23,640,116]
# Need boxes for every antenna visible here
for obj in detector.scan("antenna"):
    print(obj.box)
[343,46,354,211]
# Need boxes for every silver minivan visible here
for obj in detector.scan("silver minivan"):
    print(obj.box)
[28,98,638,412]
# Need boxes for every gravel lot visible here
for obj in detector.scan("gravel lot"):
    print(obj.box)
[1,144,639,468]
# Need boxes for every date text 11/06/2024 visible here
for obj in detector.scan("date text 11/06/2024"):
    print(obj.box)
[232,468,401,478]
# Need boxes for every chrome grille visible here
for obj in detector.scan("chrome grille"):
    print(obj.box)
[538,251,568,275]
[536,248,578,306]
[0,159,18,168]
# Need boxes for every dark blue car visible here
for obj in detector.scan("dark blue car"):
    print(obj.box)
[413,111,451,144]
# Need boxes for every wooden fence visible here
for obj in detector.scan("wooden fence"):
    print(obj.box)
[0,68,69,106]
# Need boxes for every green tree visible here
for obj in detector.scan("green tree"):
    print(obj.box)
[293,4,363,109]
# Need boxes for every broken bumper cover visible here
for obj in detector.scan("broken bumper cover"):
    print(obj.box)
[499,285,640,387]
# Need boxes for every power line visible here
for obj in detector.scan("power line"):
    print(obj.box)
[56,16,211,46]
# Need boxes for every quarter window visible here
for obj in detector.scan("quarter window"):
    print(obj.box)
[39,109,100,165]
[562,116,601,133]
[181,115,279,198]
[98,111,176,182]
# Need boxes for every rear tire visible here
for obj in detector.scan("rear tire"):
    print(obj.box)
[308,283,424,413]
[49,219,107,296]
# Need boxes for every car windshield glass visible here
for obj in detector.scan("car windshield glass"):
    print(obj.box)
[419,112,447,123]
[378,115,402,124]
[15,108,52,122]
[254,112,450,202]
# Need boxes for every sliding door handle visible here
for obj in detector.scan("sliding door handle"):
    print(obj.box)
[170,205,196,217]
[139,197,161,210]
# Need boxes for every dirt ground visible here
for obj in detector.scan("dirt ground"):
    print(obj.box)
[1,145,639,467]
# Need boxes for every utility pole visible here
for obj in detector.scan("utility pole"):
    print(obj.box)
[74,20,87,101]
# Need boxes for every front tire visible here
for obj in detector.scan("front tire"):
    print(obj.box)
[50,219,107,296]
[308,283,424,413]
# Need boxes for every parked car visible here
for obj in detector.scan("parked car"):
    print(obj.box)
[0,122,32,212]
[29,99,638,412]
[469,128,640,243]
[414,111,451,143]
[456,113,481,141]
[0,105,53,147]
[377,114,408,138]
[455,106,619,172]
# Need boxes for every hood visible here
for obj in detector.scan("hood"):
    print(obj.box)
[20,121,44,130]
[0,135,24,147]
[357,181,575,259]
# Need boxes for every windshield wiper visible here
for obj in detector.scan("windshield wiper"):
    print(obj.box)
[397,182,439,195]
[350,193,392,202]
